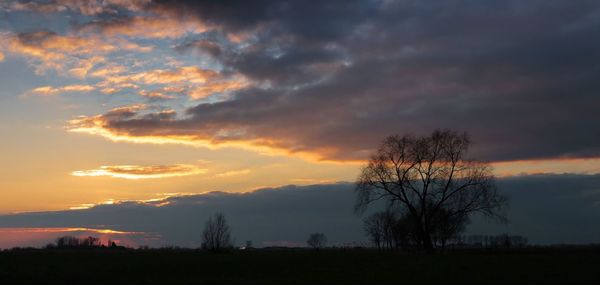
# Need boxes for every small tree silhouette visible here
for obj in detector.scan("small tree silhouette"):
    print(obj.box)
[307,233,327,249]
[364,210,398,251]
[201,213,232,252]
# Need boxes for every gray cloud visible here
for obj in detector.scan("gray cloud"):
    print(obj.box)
[1,174,599,247]
[175,39,222,58]
[60,0,600,161]
[0,183,364,248]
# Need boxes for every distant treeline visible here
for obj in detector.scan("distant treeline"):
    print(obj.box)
[453,234,529,248]
[43,236,125,250]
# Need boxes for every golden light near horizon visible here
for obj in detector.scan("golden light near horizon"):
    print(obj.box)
[0,227,152,249]
[492,158,600,177]
[71,164,207,179]
[0,227,141,235]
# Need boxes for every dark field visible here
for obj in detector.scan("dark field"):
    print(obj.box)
[0,248,599,284]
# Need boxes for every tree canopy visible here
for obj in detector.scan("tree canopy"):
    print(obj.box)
[356,130,507,251]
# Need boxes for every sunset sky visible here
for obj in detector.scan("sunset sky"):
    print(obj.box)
[0,0,599,247]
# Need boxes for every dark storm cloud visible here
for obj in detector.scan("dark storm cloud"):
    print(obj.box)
[63,0,600,161]
[1,174,599,247]
[151,0,374,40]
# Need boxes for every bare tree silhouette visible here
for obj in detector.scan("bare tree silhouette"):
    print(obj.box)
[363,211,397,251]
[364,210,420,251]
[81,236,101,247]
[201,213,232,252]
[307,233,327,249]
[355,130,507,251]
[364,213,386,250]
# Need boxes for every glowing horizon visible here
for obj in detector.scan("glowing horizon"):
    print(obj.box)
[0,227,152,249]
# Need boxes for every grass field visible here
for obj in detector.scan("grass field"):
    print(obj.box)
[0,248,598,284]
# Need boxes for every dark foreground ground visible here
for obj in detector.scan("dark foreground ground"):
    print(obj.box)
[0,248,599,284]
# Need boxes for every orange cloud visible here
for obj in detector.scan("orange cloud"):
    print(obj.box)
[10,0,151,15]
[95,81,139,94]
[14,31,116,55]
[65,108,357,163]
[82,104,147,120]
[68,56,106,78]
[92,67,247,98]
[72,164,207,179]
[2,32,66,73]
[82,16,209,39]
[135,66,218,85]
[9,2,67,14]
[214,169,251,178]
[188,78,249,99]
[1,31,152,75]
[89,65,127,78]
[0,51,4,62]
[67,116,209,146]
[27,84,95,96]
[2,27,244,98]
[492,158,600,177]
[138,87,188,99]
[98,66,218,85]
[139,90,176,99]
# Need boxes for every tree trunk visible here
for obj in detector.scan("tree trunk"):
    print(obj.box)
[422,235,434,253]
[415,220,434,253]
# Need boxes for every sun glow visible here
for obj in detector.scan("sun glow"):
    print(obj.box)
[0,227,142,235]
[72,164,207,179]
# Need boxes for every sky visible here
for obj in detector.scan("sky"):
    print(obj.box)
[0,0,599,247]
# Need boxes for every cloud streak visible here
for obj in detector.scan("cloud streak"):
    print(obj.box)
[26,84,95,96]
[77,15,209,39]
[72,164,206,179]
[214,169,251,178]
